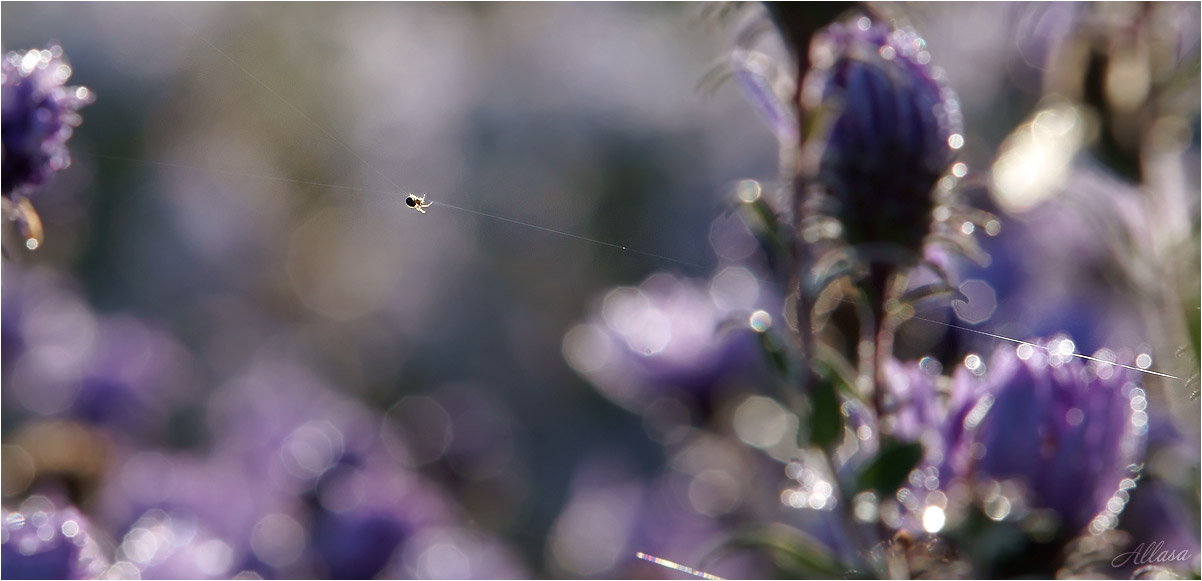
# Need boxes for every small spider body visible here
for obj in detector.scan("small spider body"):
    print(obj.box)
[405,193,432,214]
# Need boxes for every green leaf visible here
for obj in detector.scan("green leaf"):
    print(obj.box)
[805,372,842,449]
[718,524,858,579]
[751,326,791,378]
[811,347,862,402]
[856,438,924,496]
[738,198,793,272]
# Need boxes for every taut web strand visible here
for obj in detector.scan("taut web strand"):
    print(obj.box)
[151,8,711,274]
[635,552,725,580]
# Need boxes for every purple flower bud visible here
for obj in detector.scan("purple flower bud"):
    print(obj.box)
[799,14,962,254]
[1,45,93,199]
[942,337,1147,535]
[1,496,109,580]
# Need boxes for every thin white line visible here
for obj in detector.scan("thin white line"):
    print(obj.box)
[910,314,1183,381]
[435,201,709,271]
[636,552,724,580]
[79,150,709,272]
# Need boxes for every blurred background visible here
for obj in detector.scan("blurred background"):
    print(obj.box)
[3,3,784,578]
[2,2,1199,579]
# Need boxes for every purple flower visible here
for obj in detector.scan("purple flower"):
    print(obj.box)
[1,496,109,580]
[307,462,446,579]
[799,14,962,255]
[546,452,769,579]
[383,525,529,579]
[563,272,771,410]
[880,357,944,446]
[107,508,245,580]
[1,45,93,199]
[94,452,281,578]
[94,357,475,579]
[1,266,198,441]
[938,336,1147,536]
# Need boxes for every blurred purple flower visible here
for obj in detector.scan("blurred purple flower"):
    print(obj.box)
[1,45,93,199]
[95,357,491,579]
[107,508,244,579]
[880,357,944,447]
[799,13,962,255]
[95,452,281,578]
[1,495,109,580]
[938,336,1148,536]
[208,364,456,577]
[941,162,1154,356]
[307,462,435,579]
[1,266,197,441]
[563,272,772,410]
[546,451,769,579]
[384,525,529,579]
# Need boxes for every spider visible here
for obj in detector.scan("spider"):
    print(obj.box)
[405,193,432,214]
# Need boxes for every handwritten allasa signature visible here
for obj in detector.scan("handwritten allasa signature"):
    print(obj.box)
[1112,541,1194,568]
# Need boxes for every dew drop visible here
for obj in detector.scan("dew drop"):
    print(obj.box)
[749,310,772,333]
[735,180,761,203]
[1065,408,1084,426]
[922,506,946,533]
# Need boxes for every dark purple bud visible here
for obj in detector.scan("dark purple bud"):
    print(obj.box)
[2,45,93,199]
[799,14,962,255]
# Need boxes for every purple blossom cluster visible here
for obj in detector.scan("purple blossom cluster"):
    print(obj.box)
[1,263,528,579]
[563,270,774,411]
[562,4,1200,578]
[2,45,93,199]
[881,338,1148,538]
